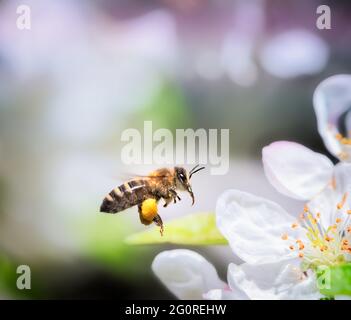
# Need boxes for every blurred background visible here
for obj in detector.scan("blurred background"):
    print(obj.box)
[0,0,350,299]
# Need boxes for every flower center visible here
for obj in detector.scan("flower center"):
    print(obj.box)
[282,193,351,270]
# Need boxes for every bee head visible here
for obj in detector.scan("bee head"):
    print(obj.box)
[174,165,205,205]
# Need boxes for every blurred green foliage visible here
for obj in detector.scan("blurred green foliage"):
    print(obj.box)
[131,81,192,131]
[0,254,45,299]
[75,212,153,279]
[0,255,17,297]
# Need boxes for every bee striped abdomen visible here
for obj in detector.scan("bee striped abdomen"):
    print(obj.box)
[100,179,152,213]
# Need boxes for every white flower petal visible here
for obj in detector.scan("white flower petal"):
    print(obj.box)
[308,162,351,229]
[152,249,225,300]
[262,141,334,200]
[203,288,248,300]
[313,74,351,161]
[279,274,322,300]
[334,162,351,224]
[307,185,338,231]
[216,190,304,264]
[334,162,351,202]
[228,260,321,300]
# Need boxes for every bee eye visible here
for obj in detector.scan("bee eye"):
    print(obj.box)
[179,173,186,182]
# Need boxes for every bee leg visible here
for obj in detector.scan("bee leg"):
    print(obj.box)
[163,197,173,208]
[170,189,181,202]
[153,214,164,236]
[173,195,181,203]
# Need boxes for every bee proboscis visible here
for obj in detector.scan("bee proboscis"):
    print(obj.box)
[100,165,205,234]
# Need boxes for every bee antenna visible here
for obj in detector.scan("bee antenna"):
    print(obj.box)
[189,164,200,175]
[189,166,205,179]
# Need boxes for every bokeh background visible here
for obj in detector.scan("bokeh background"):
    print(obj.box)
[0,0,350,299]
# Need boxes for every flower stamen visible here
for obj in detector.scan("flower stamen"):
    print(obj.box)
[337,193,348,210]
[283,201,349,269]
[335,133,351,145]
[291,222,298,229]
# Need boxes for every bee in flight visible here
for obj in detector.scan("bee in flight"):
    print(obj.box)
[100,165,205,235]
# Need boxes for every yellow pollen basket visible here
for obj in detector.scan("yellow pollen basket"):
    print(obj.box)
[141,198,158,222]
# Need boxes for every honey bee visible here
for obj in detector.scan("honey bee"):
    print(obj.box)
[100,165,205,234]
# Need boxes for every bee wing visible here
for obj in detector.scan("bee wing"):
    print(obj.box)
[121,172,169,180]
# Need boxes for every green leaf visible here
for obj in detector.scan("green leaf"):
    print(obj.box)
[125,212,228,245]
[318,263,351,297]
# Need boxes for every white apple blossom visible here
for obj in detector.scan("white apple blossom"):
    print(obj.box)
[152,144,351,300]
[152,75,351,300]
[217,179,351,269]
[211,165,350,300]
[152,248,320,300]
[152,145,351,300]
[313,75,351,162]
[152,159,350,300]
